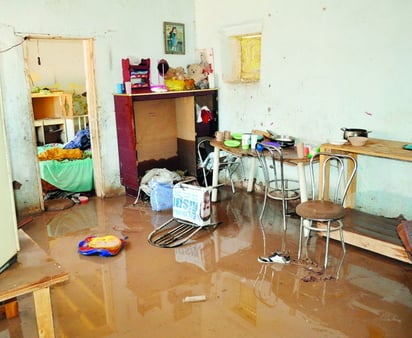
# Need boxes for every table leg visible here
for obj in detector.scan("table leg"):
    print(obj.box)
[296,143,310,236]
[247,157,256,192]
[297,163,310,237]
[344,153,357,208]
[211,147,220,202]
[33,287,55,338]
[318,153,328,199]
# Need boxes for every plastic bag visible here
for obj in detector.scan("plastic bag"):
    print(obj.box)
[139,168,182,197]
[149,179,173,211]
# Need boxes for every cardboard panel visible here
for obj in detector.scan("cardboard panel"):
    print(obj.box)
[138,141,177,162]
[178,139,196,176]
[175,97,195,141]
[134,100,177,162]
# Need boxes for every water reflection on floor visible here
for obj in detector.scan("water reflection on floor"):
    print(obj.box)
[1,188,411,338]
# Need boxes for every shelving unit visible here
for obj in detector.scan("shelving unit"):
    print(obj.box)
[122,58,151,93]
[34,118,65,144]
[31,92,73,145]
[113,89,218,196]
[31,92,89,145]
[31,92,73,119]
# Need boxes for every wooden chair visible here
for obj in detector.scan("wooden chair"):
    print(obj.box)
[296,152,358,268]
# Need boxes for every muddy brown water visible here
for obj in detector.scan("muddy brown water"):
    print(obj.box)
[2,188,411,337]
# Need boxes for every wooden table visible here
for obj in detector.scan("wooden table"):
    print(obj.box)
[320,138,412,263]
[0,230,69,337]
[209,139,310,202]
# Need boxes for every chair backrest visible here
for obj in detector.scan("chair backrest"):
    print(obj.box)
[309,152,357,206]
[256,142,284,188]
[197,137,213,163]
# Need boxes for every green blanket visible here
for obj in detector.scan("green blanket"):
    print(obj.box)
[38,145,94,192]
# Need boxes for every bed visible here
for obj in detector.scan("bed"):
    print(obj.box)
[37,143,94,193]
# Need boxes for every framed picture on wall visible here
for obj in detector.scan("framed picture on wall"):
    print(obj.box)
[163,22,185,55]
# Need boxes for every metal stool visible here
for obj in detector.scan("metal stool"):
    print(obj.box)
[256,142,300,230]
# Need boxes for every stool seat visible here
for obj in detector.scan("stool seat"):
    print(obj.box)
[296,200,345,220]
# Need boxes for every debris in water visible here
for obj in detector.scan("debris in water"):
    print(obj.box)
[182,295,207,303]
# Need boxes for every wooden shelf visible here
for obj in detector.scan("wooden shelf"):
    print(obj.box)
[32,92,73,119]
[320,138,412,264]
[318,208,410,263]
[322,138,412,162]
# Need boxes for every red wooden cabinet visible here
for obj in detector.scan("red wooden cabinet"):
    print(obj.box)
[113,89,218,196]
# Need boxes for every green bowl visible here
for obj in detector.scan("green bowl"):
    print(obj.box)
[224,140,241,148]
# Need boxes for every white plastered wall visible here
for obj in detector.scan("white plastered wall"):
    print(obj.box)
[194,0,412,218]
[0,0,196,216]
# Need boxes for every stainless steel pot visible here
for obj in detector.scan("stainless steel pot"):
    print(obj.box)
[341,128,371,140]
[270,135,295,148]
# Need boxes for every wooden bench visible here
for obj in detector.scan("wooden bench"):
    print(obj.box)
[0,230,69,337]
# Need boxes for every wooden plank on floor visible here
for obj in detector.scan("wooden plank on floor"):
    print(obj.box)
[33,287,55,338]
[327,227,410,263]
[343,209,403,244]
[317,209,411,264]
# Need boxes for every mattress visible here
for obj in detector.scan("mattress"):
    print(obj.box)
[38,144,94,192]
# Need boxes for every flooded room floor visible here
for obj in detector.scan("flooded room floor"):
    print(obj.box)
[1,188,411,338]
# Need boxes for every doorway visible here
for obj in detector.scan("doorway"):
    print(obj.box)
[23,37,102,205]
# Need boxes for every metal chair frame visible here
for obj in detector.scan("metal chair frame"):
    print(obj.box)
[197,137,244,193]
[256,143,300,230]
[297,152,358,268]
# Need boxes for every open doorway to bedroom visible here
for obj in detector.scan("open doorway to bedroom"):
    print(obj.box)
[23,37,102,206]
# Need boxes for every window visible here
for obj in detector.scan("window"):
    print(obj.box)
[220,22,262,83]
[239,34,261,82]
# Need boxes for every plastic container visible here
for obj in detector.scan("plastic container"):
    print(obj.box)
[79,196,89,204]
[165,79,185,91]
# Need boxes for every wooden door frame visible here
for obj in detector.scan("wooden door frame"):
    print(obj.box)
[23,36,103,201]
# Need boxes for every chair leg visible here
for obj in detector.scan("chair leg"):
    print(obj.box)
[227,167,236,193]
[298,217,304,259]
[202,167,209,187]
[339,221,346,254]
[324,220,331,269]
[305,221,312,246]
[281,198,287,231]
[132,187,142,205]
[239,158,246,180]
[229,176,236,194]
[259,184,269,220]
[335,254,345,280]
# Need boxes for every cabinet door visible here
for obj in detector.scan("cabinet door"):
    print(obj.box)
[114,96,138,193]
